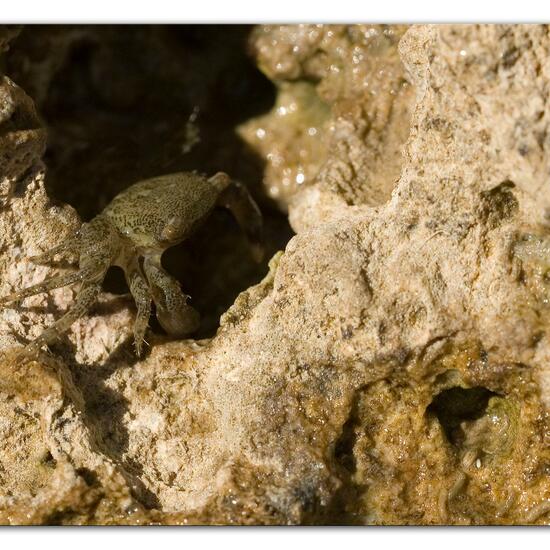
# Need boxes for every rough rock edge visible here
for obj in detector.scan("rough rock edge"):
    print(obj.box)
[0,25,549,524]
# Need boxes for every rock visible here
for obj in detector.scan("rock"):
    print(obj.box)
[239,24,413,215]
[0,24,549,525]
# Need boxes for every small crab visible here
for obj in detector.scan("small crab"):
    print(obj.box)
[0,172,263,356]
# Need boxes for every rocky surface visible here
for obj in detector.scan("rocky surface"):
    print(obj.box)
[0,24,549,525]
[239,24,412,212]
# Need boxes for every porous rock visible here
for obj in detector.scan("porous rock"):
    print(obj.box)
[0,24,549,525]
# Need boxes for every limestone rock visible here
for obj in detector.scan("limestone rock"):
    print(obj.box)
[0,24,549,525]
[239,24,413,214]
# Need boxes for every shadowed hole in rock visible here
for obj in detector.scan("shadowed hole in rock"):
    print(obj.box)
[326,387,367,525]
[76,467,99,487]
[8,25,293,341]
[427,386,498,446]
[41,450,57,468]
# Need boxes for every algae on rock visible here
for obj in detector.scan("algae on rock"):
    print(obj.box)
[0,25,549,525]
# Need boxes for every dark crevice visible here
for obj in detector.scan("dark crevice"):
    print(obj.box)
[321,387,368,525]
[7,25,293,340]
[76,467,99,488]
[427,385,498,446]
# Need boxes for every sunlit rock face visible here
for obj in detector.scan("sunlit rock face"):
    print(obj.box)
[0,24,549,525]
[239,24,413,214]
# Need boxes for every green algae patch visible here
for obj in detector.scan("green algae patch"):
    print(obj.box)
[329,343,550,524]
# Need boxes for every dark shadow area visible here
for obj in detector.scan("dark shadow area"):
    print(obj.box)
[319,387,368,525]
[7,24,293,340]
[427,386,498,446]
[8,25,278,216]
[69,347,161,509]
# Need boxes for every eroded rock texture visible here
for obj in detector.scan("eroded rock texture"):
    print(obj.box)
[0,24,549,525]
[239,24,412,212]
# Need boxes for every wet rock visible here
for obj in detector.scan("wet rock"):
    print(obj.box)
[0,24,549,525]
[240,24,413,218]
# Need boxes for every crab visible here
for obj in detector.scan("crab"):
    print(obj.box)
[0,171,264,356]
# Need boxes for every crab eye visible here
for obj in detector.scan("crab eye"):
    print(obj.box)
[160,217,182,241]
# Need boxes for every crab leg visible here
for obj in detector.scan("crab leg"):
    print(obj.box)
[23,250,113,351]
[125,267,152,356]
[13,217,117,351]
[143,255,199,337]
[0,265,99,306]
[25,282,102,352]
[29,233,80,265]
[214,178,264,262]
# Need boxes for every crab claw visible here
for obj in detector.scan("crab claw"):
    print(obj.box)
[215,177,265,263]
[156,300,200,337]
[142,254,201,338]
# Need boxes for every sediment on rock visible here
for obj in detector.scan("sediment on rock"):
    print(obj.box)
[0,25,549,525]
